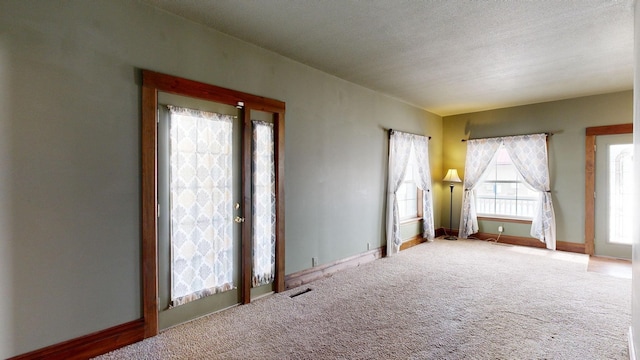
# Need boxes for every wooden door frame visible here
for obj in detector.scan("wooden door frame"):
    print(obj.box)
[584,123,632,255]
[141,70,286,337]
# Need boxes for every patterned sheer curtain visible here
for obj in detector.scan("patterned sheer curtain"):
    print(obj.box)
[386,130,434,256]
[458,138,502,239]
[168,105,235,307]
[386,131,412,256]
[252,121,276,287]
[412,135,436,241]
[502,134,556,249]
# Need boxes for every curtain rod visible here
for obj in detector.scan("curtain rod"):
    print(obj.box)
[388,128,431,140]
[461,132,552,142]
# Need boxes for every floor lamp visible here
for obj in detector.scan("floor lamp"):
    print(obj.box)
[443,169,462,240]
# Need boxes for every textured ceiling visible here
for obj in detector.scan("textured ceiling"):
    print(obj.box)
[142,0,634,116]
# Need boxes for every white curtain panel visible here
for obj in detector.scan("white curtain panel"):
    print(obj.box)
[458,138,502,239]
[386,130,434,256]
[459,134,556,250]
[386,131,412,256]
[412,135,436,241]
[251,121,276,287]
[168,105,235,307]
[502,134,556,250]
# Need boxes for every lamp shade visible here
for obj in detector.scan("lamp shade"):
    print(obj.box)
[443,169,462,183]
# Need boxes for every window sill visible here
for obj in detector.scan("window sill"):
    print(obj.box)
[400,217,423,225]
[477,216,532,225]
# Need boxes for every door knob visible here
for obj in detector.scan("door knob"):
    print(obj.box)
[234,216,245,223]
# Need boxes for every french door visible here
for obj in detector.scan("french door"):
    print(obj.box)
[141,70,285,337]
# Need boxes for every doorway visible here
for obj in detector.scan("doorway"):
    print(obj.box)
[585,123,633,258]
[594,134,633,259]
[157,93,243,330]
[141,70,286,337]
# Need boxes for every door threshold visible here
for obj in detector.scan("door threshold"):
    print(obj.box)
[587,256,631,279]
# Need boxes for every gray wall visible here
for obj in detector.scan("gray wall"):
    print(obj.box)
[0,1,442,357]
[442,91,633,243]
[2,0,628,357]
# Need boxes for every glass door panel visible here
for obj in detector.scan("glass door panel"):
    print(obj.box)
[249,109,276,300]
[595,134,633,259]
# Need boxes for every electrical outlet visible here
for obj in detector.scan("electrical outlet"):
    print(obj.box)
[498,226,504,233]
[312,257,319,267]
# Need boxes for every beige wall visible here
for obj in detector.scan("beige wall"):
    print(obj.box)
[442,91,633,242]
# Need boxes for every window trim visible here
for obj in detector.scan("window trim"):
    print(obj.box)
[477,216,532,225]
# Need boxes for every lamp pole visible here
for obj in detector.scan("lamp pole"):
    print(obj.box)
[442,168,461,240]
[446,183,456,240]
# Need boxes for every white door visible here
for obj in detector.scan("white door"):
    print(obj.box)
[594,133,633,259]
[157,92,242,330]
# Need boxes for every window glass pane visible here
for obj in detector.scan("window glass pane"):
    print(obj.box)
[475,144,535,220]
[398,185,418,220]
[495,182,515,198]
[476,183,495,197]
[396,182,406,198]
[404,164,414,181]
[496,164,518,180]
[398,147,419,220]
[398,198,405,216]
[495,198,517,216]
[518,183,538,198]
[405,182,417,200]
[406,198,417,217]
[609,144,633,245]
[475,192,494,214]
[482,165,497,181]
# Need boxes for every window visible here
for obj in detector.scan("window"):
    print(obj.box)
[475,145,537,220]
[609,144,633,245]
[397,147,422,221]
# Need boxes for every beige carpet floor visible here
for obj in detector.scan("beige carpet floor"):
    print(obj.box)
[96,239,631,359]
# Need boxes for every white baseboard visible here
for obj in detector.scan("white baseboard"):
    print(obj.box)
[630,326,636,360]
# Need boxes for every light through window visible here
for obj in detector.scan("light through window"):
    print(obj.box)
[168,106,235,307]
[397,147,420,221]
[475,145,537,219]
[609,144,633,245]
